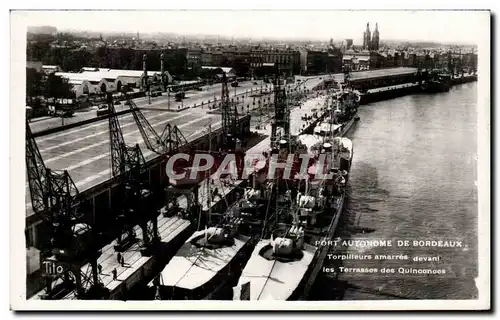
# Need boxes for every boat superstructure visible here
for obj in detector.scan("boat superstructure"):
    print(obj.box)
[231,74,357,301]
[233,137,354,301]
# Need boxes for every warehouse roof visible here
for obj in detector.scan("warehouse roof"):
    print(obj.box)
[349,67,418,81]
[201,66,235,74]
[55,68,172,85]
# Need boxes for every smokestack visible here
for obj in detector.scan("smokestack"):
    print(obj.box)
[160,53,165,91]
[143,53,148,89]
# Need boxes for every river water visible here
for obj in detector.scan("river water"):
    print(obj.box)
[310,83,478,300]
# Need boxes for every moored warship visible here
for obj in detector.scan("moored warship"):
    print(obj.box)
[149,73,357,301]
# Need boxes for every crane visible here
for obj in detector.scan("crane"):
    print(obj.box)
[107,93,158,254]
[220,72,239,150]
[122,91,196,221]
[271,66,290,150]
[26,123,105,299]
[125,95,188,156]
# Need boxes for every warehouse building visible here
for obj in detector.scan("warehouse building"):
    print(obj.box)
[55,68,173,97]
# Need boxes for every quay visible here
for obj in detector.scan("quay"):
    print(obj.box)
[25,76,324,298]
[28,84,328,300]
[25,67,477,299]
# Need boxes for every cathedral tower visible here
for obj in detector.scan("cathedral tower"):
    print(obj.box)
[363,23,371,50]
[371,23,380,51]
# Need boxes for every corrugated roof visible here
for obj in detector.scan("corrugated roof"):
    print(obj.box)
[55,72,104,82]
[57,68,169,84]
[349,67,418,81]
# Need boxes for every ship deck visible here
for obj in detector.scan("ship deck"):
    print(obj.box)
[158,232,250,291]
[234,240,317,300]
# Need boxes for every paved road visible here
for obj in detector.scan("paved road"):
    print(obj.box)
[26,76,325,217]
[29,80,272,133]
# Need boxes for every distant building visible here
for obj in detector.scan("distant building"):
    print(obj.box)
[345,39,353,49]
[249,48,300,77]
[187,48,203,74]
[343,50,378,71]
[298,48,342,75]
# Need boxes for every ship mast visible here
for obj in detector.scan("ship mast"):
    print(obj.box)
[207,120,212,226]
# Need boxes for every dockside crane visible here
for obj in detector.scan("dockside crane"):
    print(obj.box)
[26,123,106,299]
[107,93,159,254]
[122,49,187,157]
[271,66,290,150]
[124,93,188,156]
[220,72,240,150]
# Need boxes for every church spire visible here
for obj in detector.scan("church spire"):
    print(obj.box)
[364,22,371,50]
[371,23,380,51]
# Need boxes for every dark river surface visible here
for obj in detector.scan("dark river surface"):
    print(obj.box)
[310,83,478,300]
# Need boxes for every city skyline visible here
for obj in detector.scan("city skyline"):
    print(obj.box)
[18,10,488,45]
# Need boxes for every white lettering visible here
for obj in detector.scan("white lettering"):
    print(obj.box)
[215,153,238,180]
[297,153,311,177]
[241,153,267,179]
[189,153,214,179]
[267,154,284,180]
[314,154,333,180]
[165,153,190,180]
[282,154,298,180]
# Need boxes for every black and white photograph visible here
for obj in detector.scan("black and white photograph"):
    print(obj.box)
[9,8,490,311]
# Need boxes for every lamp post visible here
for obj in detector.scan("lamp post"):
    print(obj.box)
[148,85,151,105]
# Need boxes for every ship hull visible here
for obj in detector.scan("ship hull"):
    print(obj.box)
[313,111,358,138]
[421,80,451,93]
[233,192,346,301]
[297,193,346,300]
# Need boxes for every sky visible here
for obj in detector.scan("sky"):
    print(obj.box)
[14,10,490,45]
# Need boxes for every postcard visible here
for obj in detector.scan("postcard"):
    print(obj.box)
[10,9,490,311]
